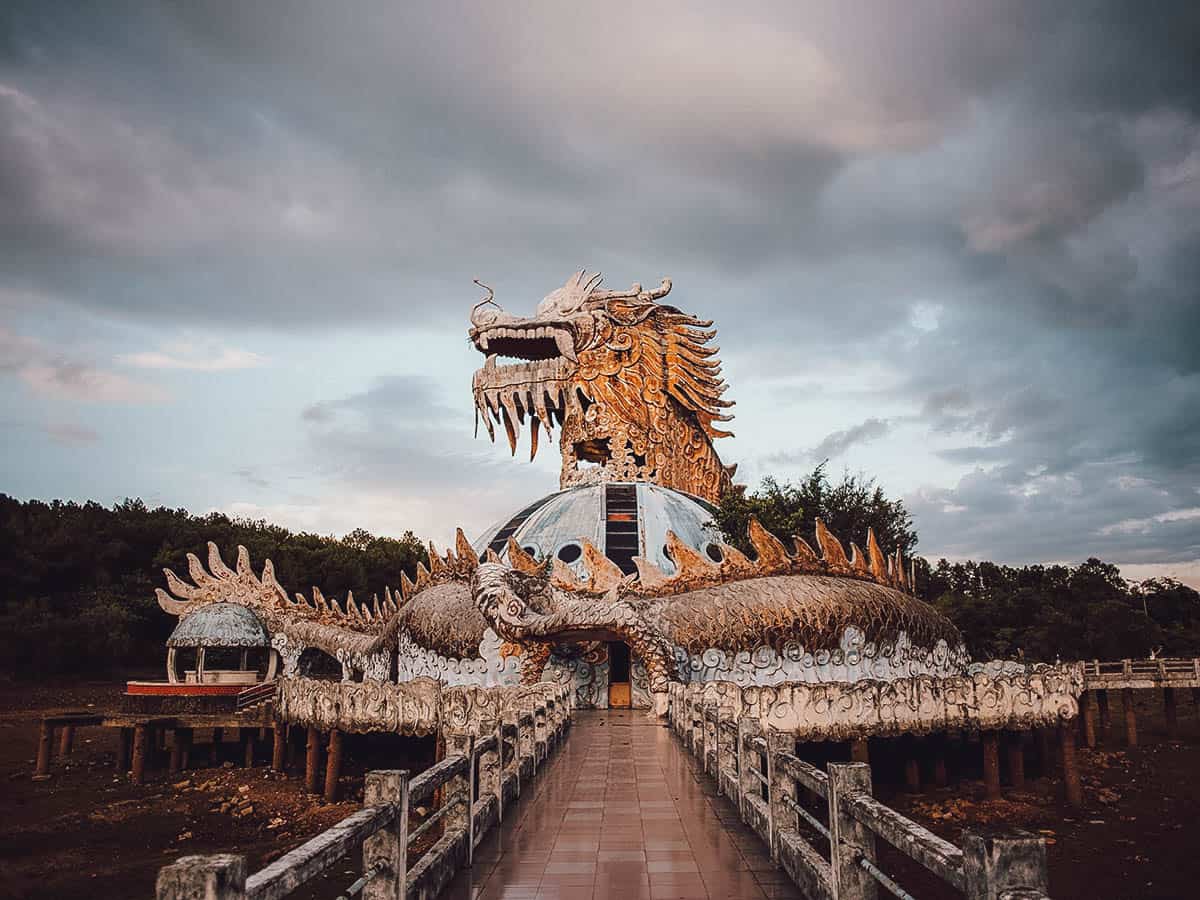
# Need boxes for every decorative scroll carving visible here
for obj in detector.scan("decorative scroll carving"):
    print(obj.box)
[676,663,1085,742]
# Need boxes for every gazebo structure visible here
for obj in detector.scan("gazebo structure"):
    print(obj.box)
[165,602,277,686]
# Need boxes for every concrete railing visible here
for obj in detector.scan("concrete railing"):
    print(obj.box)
[157,683,572,900]
[670,683,1052,900]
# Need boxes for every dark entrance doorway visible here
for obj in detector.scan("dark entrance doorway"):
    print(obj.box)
[608,641,631,708]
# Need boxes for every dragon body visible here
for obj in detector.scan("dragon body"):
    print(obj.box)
[155,273,968,713]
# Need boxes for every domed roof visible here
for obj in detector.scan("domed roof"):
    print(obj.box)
[473,482,724,578]
[167,602,270,648]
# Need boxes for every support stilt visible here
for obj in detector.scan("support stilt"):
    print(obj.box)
[305,727,321,793]
[982,731,1001,800]
[35,721,53,778]
[271,726,287,772]
[1081,691,1097,748]
[324,729,343,802]
[169,730,184,775]
[210,727,223,767]
[1096,689,1111,739]
[1059,722,1083,807]
[1006,731,1025,790]
[1122,688,1138,747]
[118,727,133,772]
[132,724,149,785]
[58,724,75,757]
[241,728,256,768]
[1164,687,1178,740]
[849,739,869,764]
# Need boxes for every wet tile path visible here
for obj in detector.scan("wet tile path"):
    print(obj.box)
[443,710,805,899]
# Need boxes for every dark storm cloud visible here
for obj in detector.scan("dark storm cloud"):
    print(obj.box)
[2,0,1198,569]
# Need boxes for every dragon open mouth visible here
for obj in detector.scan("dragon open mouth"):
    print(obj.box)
[471,322,587,460]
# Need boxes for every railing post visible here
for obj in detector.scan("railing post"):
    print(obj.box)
[827,762,877,900]
[736,717,760,823]
[156,854,246,900]
[766,727,793,861]
[961,829,1048,900]
[492,721,505,821]
[504,710,522,796]
[468,734,477,866]
[363,769,409,900]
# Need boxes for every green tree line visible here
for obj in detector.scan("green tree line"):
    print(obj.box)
[0,495,428,679]
[716,468,1200,663]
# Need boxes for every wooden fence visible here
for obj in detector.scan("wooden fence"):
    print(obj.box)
[670,683,1052,900]
[157,683,571,900]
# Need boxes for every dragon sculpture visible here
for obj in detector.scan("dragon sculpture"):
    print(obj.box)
[155,273,970,715]
[469,271,736,502]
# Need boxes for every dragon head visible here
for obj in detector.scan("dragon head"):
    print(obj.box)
[469,271,736,501]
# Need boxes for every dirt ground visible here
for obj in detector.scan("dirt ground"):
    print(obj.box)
[0,678,435,900]
[1,680,1198,899]
[873,687,1200,900]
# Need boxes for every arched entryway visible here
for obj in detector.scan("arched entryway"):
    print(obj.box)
[608,641,632,708]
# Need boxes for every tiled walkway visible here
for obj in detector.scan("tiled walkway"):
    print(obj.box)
[443,710,804,899]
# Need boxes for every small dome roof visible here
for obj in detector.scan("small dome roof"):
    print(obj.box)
[473,482,724,577]
[167,603,269,648]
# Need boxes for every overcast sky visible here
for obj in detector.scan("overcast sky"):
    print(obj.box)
[2,1,1198,584]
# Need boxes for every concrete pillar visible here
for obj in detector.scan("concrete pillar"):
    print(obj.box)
[1036,727,1055,775]
[240,728,256,768]
[828,763,878,900]
[271,726,287,772]
[169,730,185,775]
[1164,687,1179,740]
[363,770,409,900]
[1005,732,1025,790]
[178,728,193,772]
[1122,688,1138,747]
[981,731,1001,800]
[210,727,224,766]
[1081,691,1097,748]
[117,727,133,772]
[850,739,870,764]
[1059,723,1083,807]
[305,727,322,794]
[132,723,149,785]
[323,729,343,802]
[156,853,246,900]
[35,721,53,778]
[58,724,75,757]
[933,743,949,788]
[961,829,1049,900]
[904,743,921,794]
[1096,689,1111,738]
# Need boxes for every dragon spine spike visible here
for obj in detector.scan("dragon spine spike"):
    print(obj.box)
[716,542,756,577]
[400,570,416,600]
[414,562,431,590]
[312,587,329,612]
[165,567,200,601]
[791,535,820,567]
[427,544,445,575]
[505,538,544,575]
[895,549,908,590]
[814,518,850,570]
[867,529,888,580]
[850,543,870,574]
[580,538,624,591]
[747,517,791,572]
[483,547,501,563]
[910,558,917,593]
[155,587,191,615]
[455,528,480,567]
[551,558,583,590]
[207,542,234,579]
[236,545,253,577]
[633,556,671,589]
[664,529,716,576]
[186,553,211,588]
